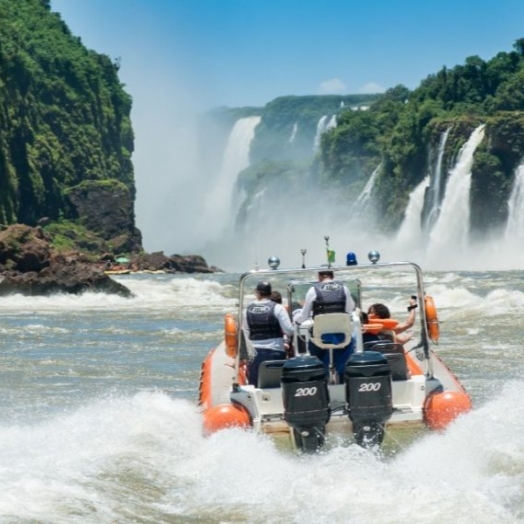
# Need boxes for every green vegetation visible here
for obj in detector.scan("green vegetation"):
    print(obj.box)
[44,219,116,257]
[251,94,381,163]
[230,39,524,235]
[44,220,92,251]
[0,0,134,235]
[5,0,524,246]
[316,39,524,231]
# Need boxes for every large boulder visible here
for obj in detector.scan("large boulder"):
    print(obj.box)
[0,225,133,297]
[130,251,219,273]
[0,259,133,297]
[169,254,216,273]
[0,224,52,272]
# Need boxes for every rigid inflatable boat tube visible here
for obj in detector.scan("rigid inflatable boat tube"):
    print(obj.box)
[423,390,472,431]
[198,349,214,409]
[224,313,238,358]
[202,403,251,435]
[425,296,440,343]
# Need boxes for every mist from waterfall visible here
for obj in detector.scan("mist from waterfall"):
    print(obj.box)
[200,116,261,242]
[426,124,485,266]
[196,116,524,273]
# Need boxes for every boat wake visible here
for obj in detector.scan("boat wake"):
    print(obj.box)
[0,384,522,523]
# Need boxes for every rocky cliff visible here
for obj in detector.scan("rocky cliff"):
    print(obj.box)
[209,40,524,240]
[0,0,140,254]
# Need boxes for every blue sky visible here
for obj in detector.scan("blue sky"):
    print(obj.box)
[48,0,524,255]
[50,0,524,110]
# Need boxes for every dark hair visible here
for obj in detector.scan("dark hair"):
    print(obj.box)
[360,311,369,324]
[256,281,272,297]
[270,290,282,304]
[318,270,334,279]
[368,303,390,319]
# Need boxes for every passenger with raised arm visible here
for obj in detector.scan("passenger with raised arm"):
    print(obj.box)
[242,281,294,386]
[367,296,417,345]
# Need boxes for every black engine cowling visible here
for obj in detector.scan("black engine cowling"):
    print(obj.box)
[344,351,393,447]
[281,355,330,452]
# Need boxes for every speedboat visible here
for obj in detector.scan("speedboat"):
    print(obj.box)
[198,251,472,452]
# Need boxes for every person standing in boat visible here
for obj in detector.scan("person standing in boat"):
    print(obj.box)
[294,270,356,379]
[243,281,294,386]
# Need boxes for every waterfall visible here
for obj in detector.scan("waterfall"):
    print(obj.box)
[425,127,451,232]
[312,115,328,151]
[312,115,336,151]
[426,124,485,261]
[504,161,524,240]
[202,116,261,240]
[396,175,430,249]
[288,122,298,143]
[353,165,380,216]
[326,114,337,130]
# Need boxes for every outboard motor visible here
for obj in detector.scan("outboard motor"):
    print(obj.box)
[281,355,330,453]
[344,351,393,447]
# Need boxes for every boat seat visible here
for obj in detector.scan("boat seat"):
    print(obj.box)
[257,360,286,388]
[311,313,352,350]
[378,330,395,342]
[364,341,410,381]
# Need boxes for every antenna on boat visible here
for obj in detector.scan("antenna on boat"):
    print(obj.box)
[325,236,335,267]
[253,238,259,271]
[300,248,307,269]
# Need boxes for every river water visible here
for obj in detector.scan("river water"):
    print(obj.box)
[0,270,523,523]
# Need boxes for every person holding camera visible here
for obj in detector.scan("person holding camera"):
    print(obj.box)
[367,296,418,345]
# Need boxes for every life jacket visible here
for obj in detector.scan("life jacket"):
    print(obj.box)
[312,281,346,317]
[246,301,282,340]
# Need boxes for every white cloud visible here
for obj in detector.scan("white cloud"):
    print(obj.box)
[318,78,347,94]
[358,82,385,94]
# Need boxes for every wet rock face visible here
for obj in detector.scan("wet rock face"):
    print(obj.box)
[134,252,218,273]
[0,225,133,297]
[0,262,133,297]
[65,180,143,254]
[0,224,221,297]
[0,224,52,273]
